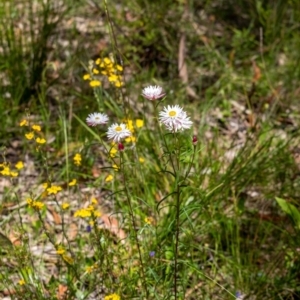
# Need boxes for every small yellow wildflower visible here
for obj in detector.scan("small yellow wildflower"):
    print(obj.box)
[139,157,145,163]
[73,153,82,166]
[136,119,144,128]
[91,198,98,205]
[68,179,77,186]
[95,58,101,65]
[109,147,118,158]
[105,174,113,182]
[114,81,123,88]
[33,201,45,210]
[112,164,119,171]
[27,198,45,210]
[108,74,118,82]
[56,245,66,255]
[116,64,123,72]
[1,166,11,176]
[10,171,18,177]
[92,68,99,74]
[103,57,112,65]
[74,208,91,218]
[36,137,46,144]
[94,210,102,217]
[19,119,28,126]
[18,279,26,285]
[25,132,34,140]
[86,262,98,274]
[125,120,134,132]
[125,136,136,143]
[47,185,62,195]
[83,74,91,80]
[145,216,154,225]
[15,161,24,170]
[86,266,93,273]
[89,80,101,87]
[42,182,50,189]
[61,203,70,210]
[86,204,95,212]
[31,124,41,132]
[104,293,120,300]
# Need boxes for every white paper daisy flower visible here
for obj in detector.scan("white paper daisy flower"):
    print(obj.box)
[141,85,165,100]
[86,112,109,126]
[159,105,193,132]
[107,123,132,142]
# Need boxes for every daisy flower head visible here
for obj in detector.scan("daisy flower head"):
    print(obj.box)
[86,112,109,126]
[142,85,165,101]
[107,123,132,143]
[159,105,193,132]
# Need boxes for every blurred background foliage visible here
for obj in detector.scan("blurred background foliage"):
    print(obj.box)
[1,0,300,298]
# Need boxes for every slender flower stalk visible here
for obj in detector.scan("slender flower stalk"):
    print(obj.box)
[119,150,148,298]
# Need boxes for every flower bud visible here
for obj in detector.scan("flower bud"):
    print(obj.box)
[192,135,198,145]
[118,143,125,151]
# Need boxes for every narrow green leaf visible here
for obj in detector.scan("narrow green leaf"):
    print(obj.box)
[276,197,300,230]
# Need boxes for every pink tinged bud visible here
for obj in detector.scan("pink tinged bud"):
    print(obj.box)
[118,143,125,151]
[141,85,165,101]
[192,135,198,145]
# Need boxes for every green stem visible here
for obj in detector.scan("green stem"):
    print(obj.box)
[174,184,181,300]
[120,151,149,298]
[184,144,196,180]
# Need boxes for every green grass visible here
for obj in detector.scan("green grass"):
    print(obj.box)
[1,0,300,299]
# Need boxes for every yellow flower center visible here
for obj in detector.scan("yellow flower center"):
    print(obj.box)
[115,126,122,132]
[169,110,177,117]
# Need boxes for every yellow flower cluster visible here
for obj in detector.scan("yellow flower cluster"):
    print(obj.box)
[68,179,77,186]
[144,216,154,225]
[73,153,82,166]
[15,161,24,170]
[104,294,120,300]
[74,198,101,219]
[83,56,124,88]
[109,146,118,158]
[105,174,114,182]
[56,245,66,255]
[19,119,28,127]
[0,161,24,178]
[86,263,98,273]
[18,279,26,286]
[125,119,144,132]
[41,183,63,197]
[56,245,74,265]
[47,185,62,195]
[124,119,144,143]
[61,203,70,210]
[20,120,47,146]
[27,198,45,210]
